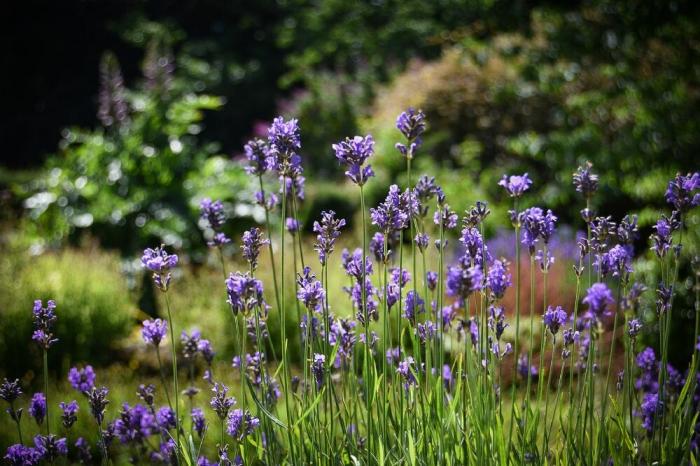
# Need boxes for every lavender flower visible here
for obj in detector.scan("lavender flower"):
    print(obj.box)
[29,393,46,425]
[415,175,439,217]
[395,108,426,158]
[386,347,401,366]
[59,400,78,428]
[286,217,300,234]
[370,232,390,263]
[416,321,436,344]
[590,216,617,252]
[640,393,661,435]
[446,263,483,302]
[415,233,429,252]
[75,437,92,463]
[665,172,699,212]
[226,409,260,440]
[97,52,129,128]
[198,339,215,365]
[596,244,633,278]
[627,319,642,339]
[241,228,269,271]
[156,406,177,430]
[486,259,511,299]
[297,267,326,313]
[4,444,41,466]
[350,279,379,324]
[562,328,579,358]
[397,357,417,390]
[371,185,408,233]
[312,354,326,389]
[268,117,301,168]
[181,330,201,360]
[403,290,425,325]
[243,138,271,176]
[31,299,58,350]
[650,215,675,258]
[33,435,67,461]
[279,172,305,200]
[141,246,179,291]
[87,386,109,425]
[192,408,207,437]
[328,317,357,368]
[572,162,599,197]
[341,248,373,282]
[499,173,532,198]
[459,227,487,263]
[656,284,672,315]
[426,271,438,291]
[433,204,458,229]
[582,283,614,320]
[488,306,509,340]
[535,249,555,272]
[635,347,659,393]
[255,190,278,211]
[517,354,538,380]
[313,211,346,265]
[333,135,375,186]
[137,384,156,407]
[226,272,266,316]
[113,403,156,444]
[519,207,557,253]
[210,383,235,420]
[464,201,491,228]
[209,233,231,248]
[199,198,226,231]
[141,319,168,347]
[1,379,22,403]
[543,306,568,337]
[491,340,513,361]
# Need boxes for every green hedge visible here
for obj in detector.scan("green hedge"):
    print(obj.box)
[0,244,134,379]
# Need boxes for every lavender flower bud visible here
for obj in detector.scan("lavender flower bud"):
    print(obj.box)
[498,173,532,198]
[572,162,599,197]
[333,135,375,186]
[241,228,269,271]
[141,319,168,347]
[313,211,346,265]
[59,400,78,428]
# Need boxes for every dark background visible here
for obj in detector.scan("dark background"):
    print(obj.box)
[2,0,289,169]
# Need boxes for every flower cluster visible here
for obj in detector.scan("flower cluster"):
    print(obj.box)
[499,173,532,198]
[297,267,326,313]
[241,227,269,271]
[333,135,375,186]
[572,162,599,197]
[226,272,266,316]
[395,107,426,158]
[31,299,58,350]
[68,365,96,393]
[141,246,179,291]
[313,210,346,265]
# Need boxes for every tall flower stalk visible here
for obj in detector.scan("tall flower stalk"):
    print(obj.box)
[141,245,181,461]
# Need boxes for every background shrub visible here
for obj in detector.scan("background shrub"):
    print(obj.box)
[0,243,134,380]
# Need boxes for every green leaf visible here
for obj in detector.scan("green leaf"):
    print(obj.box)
[245,377,287,430]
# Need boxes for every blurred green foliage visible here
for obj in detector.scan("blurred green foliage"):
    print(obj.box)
[19,43,250,255]
[364,5,699,229]
[0,241,134,379]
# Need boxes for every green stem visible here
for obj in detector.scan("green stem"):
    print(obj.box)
[164,291,181,463]
[507,198,520,455]
[359,183,372,465]
[155,346,174,410]
[43,348,50,435]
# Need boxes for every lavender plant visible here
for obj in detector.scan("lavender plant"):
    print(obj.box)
[3,110,699,465]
